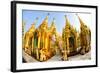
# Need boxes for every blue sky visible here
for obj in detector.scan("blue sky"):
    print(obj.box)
[22,10,90,34]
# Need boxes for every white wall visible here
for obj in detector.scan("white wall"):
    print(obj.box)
[0,0,99,73]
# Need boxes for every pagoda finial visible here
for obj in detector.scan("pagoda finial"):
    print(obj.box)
[30,17,38,29]
[43,13,49,24]
[44,13,49,21]
[65,15,71,28]
[50,17,56,28]
[29,17,39,31]
[40,13,49,29]
[33,17,39,25]
[45,16,48,23]
[76,14,84,27]
[50,17,56,34]
[52,17,55,24]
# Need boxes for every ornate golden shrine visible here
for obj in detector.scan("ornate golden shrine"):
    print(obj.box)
[78,16,91,55]
[62,16,78,60]
[23,16,57,61]
[23,15,91,62]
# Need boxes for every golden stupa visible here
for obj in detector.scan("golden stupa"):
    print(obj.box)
[22,15,91,62]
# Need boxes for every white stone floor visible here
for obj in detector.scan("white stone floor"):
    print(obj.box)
[23,50,91,63]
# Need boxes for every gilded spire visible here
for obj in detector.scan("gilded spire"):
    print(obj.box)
[50,18,56,29]
[65,15,71,29]
[29,17,38,32]
[76,14,84,28]
[42,16,48,25]
[49,17,56,35]
[40,14,49,29]
[42,13,49,25]
[34,17,39,25]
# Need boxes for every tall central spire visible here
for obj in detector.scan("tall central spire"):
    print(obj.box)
[65,15,71,29]
[42,13,49,25]
[40,14,49,29]
[44,16,48,24]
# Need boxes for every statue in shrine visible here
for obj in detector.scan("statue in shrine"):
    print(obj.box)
[39,49,46,61]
